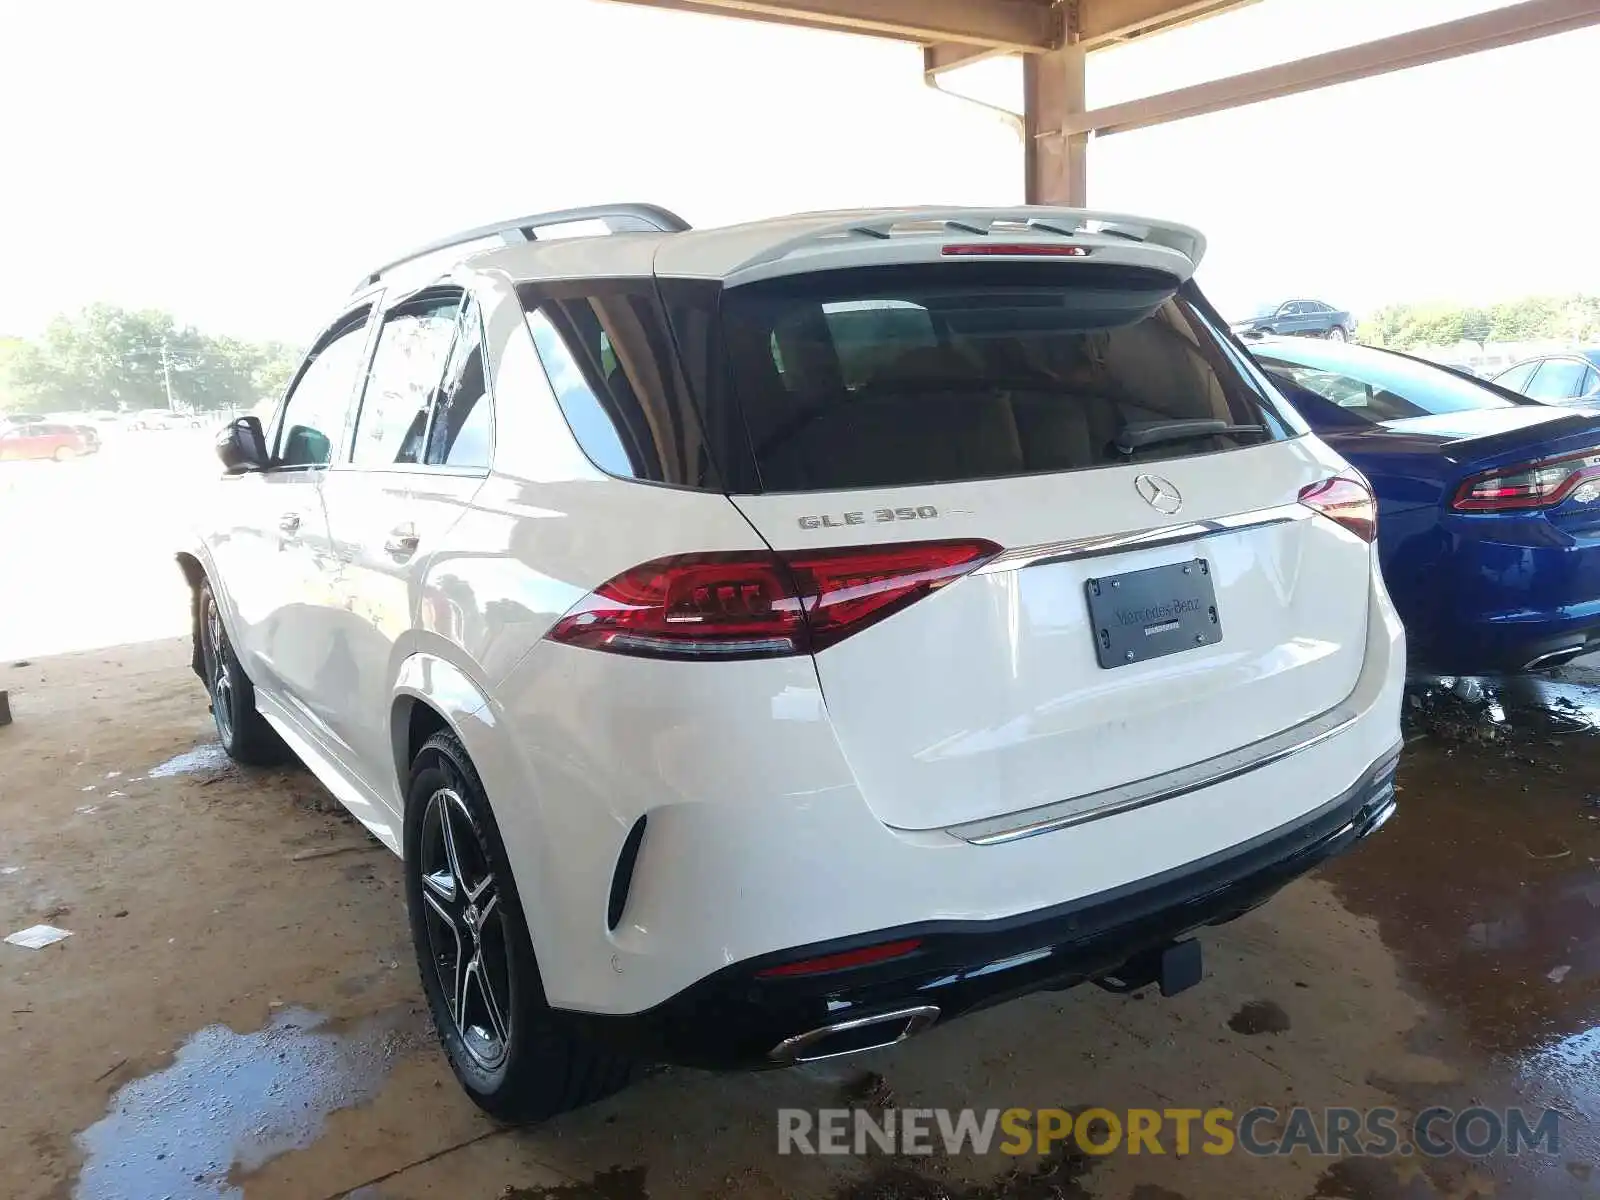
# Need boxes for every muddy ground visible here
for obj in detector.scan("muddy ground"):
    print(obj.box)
[1,637,1596,1200]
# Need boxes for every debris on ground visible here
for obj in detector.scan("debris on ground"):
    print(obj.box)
[289,843,382,863]
[0,690,10,728]
[1404,683,1509,748]
[5,924,72,949]
[841,1070,896,1110]
[1403,678,1592,753]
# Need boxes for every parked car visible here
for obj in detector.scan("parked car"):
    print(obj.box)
[1490,350,1600,405]
[131,408,205,431]
[1251,336,1600,672]
[180,204,1403,1122]
[0,420,99,461]
[1231,299,1356,342]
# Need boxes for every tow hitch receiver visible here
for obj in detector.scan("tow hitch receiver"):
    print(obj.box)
[1094,938,1203,998]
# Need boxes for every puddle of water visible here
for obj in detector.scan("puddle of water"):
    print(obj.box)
[75,1007,418,1200]
[147,743,231,779]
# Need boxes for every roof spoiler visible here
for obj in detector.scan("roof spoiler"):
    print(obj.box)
[725,207,1206,281]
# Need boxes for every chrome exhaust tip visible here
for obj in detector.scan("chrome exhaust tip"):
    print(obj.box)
[1522,646,1586,672]
[769,1005,940,1065]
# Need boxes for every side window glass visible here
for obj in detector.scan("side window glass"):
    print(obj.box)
[277,312,372,467]
[425,300,493,469]
[353,293,461,467]
[1581,366,1600,399]
[1494,361,1537,392]
[1525,359,1588,401]
[528,307,635,477]
[521,283,715,488]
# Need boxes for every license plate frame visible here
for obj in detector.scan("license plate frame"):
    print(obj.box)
[1085,558,1222,669]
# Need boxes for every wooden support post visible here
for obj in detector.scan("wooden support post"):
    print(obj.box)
[1024,40,1088,206]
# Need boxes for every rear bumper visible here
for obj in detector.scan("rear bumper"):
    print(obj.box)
[482,567,1405,1027]
[1415,516,1600,672]
[560,744,1400,1069]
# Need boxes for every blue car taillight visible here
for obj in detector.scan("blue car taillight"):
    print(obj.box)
[1452,450,1600,512]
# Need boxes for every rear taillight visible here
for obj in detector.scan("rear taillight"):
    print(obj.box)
[1298,476,1377,542]
[1452,450,1600,512]
[546,539,1000,660]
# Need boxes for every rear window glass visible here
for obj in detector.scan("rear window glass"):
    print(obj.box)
[716,264,1288,493]
[1253,344,1517,425]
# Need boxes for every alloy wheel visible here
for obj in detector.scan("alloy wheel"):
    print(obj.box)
[418,787,512,1070]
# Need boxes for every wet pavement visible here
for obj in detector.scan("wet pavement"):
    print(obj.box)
[77,1008,423,1200]
[2,640,1599,1199]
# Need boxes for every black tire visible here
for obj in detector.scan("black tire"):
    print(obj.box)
[404,730,635,1123]
[197,580,288,765]
[1326,326,1348,342]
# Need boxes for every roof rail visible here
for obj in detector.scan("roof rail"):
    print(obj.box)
[358,203,691,288]
[725,207,1206,281]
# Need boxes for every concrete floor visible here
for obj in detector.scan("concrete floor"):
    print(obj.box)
[1,638,1596,1200]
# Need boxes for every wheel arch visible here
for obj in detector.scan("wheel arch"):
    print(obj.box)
[390,653,500,829]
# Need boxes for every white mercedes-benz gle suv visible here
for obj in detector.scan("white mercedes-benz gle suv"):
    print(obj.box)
[178,204,1404,1121]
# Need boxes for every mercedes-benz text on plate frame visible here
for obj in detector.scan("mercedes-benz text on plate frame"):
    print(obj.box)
[1135,473,1183,515]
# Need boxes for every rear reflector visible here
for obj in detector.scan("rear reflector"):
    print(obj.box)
[1452,450,1600,512]
[756,938,923,979]
[546,540,1000,660]
[1298,476,1377,542]
[942,243,1090,257]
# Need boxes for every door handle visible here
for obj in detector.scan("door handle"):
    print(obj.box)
[278,512,302,535]
[384,524,421,560]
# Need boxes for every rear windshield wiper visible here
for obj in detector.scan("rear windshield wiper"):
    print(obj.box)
[1114,419,1266,455]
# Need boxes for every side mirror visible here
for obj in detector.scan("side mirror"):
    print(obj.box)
[217,416,268,474]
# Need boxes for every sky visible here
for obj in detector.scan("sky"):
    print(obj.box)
[3,0,1599,345]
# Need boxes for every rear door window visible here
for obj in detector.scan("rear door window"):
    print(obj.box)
[1494,361,1538,392]
[715,264,1288,493]
[351,291,461,467]
[425,298,493,470]
[1525,358,1589,402]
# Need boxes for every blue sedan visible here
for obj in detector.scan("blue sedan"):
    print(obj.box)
[1251,337,1600,674]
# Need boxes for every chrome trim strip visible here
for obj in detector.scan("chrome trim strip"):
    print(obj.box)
[947,699,1364,845]
[973,503,1308,575]
[768,1005,941,1065]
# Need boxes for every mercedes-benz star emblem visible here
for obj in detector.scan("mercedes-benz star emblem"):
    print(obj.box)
[1134,473,1183,515]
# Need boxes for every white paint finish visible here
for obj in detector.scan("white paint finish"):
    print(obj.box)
[318,466,485,791]
[186,207,1406,1023]
[732,437,1367,830]
[491,576,1403,1013]
[208,468,343,723]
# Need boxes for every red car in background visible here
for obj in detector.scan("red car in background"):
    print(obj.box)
[0,421,100,461]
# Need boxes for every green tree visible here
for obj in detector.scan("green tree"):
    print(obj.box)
[5,304,301,414]
[0,336,25,414]
[1359,293,1600,350]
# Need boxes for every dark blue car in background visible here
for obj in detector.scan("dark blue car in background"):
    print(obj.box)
[1251,338,1600,674]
